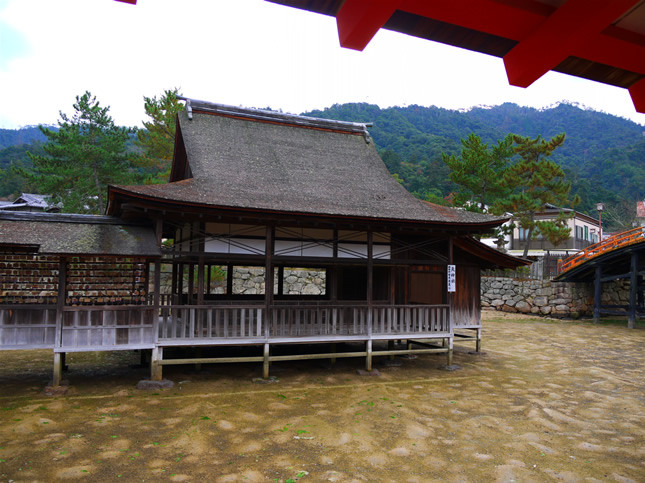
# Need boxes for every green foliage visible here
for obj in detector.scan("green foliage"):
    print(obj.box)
[493,134,573,257]
[304,102,642,229]
[441,133,514,210]
[22,91,137,214]
[135,88,183,183]
[0,126,48,150]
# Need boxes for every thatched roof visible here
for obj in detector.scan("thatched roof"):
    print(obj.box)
[109,100,506,228]
[0,212,160,257]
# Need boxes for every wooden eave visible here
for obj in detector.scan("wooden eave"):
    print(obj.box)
[454,236,531,269]
[107,186,509,235]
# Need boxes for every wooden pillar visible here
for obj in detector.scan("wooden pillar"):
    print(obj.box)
[366,230,373,370]
[151,346,163,381]
[330,228,339,303]
[52,257,67,387]
[53,353,63,387]
[153,260,161,344]
[263,343,270,379]
[476,328,482,353]
[188,263,195,303]
[264,225,275,376]
[366,339,373,371]
[226,263,233,296]
[628,252,638,329]
[593,265,602,323]
[197,257,205,305]
[277,266,284,296]
[177,263,184,304]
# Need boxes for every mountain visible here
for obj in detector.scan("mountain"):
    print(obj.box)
[0,126,52,150]
[304,102,644,228]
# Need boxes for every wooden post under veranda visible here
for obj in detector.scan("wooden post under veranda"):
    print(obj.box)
[263,225,275,379]
[52,257,67,387]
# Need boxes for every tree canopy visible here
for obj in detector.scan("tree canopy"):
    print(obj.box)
[492,133,576,257]
[23,91,137,214]
[441,133,514,211]
[134,88,184,182]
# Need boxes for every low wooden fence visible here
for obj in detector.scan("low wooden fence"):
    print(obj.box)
[1,303,451,351]
[60,306,155,351]
[157,304,450,342]
[0,305,57,349]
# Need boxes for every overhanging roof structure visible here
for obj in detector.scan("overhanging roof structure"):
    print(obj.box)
[0,212,160,257]
[267,0,645,113]
[108,100,507,231]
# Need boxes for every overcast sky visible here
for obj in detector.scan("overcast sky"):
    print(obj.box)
[1,0,644,129]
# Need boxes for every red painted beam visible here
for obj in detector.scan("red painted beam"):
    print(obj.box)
[115,0,137,4]
[385,1,645,78]
[629,78,645,113]
[399,0,550,42]
[575,26,645,76]
[336,0,399,51]
[503,0,642,88]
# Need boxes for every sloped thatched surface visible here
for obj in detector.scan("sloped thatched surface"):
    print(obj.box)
[0,212,159,256]
[112,107,505,227]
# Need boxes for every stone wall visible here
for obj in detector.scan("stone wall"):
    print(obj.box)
[481,276,631,318]
[229,268,326,295]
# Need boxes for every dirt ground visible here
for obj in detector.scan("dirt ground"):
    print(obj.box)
[0,312,643,482]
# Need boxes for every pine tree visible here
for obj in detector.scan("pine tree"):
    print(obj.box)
[24,91,136,214]
[442,133,514,210]
[493,133,576,257]
[135,88,184,182]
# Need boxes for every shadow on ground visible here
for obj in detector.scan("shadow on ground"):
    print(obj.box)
[0,312,643,481]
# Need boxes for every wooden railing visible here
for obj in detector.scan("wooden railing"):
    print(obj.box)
[558,227,645,273]
[0,305,57,349]
[60,306,155,351]
[158,305,263,340]
[157,304,450,342]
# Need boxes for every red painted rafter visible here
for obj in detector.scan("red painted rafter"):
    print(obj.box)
[336,1,645,79]
[399,0,551,42]
[629,78,645,112]
[336,0,400,51]
[502,0,642,88]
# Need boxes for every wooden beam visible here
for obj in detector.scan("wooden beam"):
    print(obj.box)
[400,0,549,41]
[574,26,645,80]
[336,0,399,51]
[503,0,642,88]
[629,77,645,114]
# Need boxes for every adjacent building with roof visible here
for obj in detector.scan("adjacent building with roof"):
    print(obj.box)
[0,193,60,212]
[1,99,527,385]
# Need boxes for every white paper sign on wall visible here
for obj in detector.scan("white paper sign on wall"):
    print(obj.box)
[447,264,456,293]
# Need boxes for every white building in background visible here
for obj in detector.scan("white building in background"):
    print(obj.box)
[482,204,601,258]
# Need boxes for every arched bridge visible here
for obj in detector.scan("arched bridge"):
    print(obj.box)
[555,227,645,328]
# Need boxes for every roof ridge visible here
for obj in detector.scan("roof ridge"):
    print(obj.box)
[178,97,373,141]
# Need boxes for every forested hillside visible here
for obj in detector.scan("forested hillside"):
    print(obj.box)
[305,102,644,228]
[0,126,50,150]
